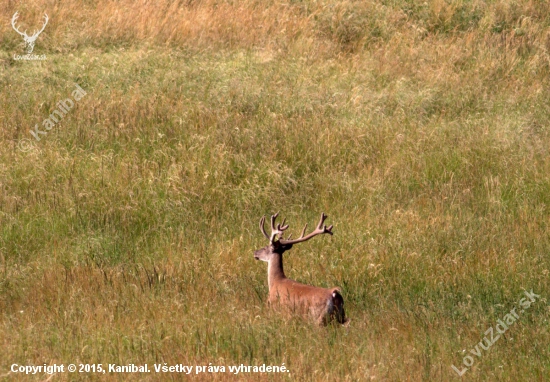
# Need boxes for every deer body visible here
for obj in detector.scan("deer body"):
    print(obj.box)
[267,265,345,325]
[254,213,347,326]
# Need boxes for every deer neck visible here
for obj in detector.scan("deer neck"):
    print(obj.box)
[267,253,286,290]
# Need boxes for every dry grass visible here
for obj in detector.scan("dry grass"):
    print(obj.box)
[1,0,550,381]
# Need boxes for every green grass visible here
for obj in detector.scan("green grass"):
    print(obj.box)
[1,0,550,380]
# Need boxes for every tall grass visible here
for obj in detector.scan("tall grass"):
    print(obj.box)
[1,0,550,380]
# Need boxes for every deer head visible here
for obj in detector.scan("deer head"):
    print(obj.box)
[12,12,49,54]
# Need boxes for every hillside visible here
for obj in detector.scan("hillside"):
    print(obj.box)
[1,1,550,380]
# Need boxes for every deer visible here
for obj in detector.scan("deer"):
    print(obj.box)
[11,12,49,54]
[254,212,348,326]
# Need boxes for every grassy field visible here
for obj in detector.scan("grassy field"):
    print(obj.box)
[1,0,550,380]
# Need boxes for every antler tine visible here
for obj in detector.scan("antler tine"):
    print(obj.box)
[316,212,333,234]
[277,217,289,232]
[259,216,270,240]
[270,212,279,232]
[299,223,308,239]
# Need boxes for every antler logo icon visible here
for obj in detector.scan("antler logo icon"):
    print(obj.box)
[11,12,49,54]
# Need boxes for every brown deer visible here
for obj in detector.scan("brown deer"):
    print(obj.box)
[254,212,348,326]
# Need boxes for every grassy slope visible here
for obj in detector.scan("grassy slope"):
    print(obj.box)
[1,0,550,380]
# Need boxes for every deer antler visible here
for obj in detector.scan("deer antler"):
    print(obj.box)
[259,213,289,244]
[278,213,333,245]
[259,213,332,245]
